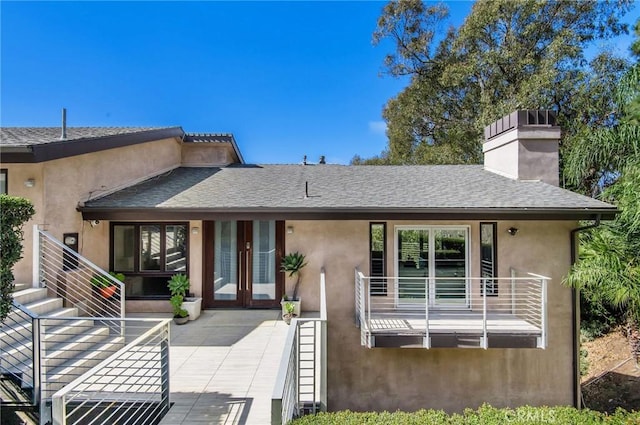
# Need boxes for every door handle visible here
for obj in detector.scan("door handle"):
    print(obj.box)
[238,251,242,294]
[245,250,250,291]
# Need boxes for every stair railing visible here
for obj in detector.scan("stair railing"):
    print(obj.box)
[33,225,125,323]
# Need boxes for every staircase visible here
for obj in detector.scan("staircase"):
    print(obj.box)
[1,284,125,423]
[1,227,170,425]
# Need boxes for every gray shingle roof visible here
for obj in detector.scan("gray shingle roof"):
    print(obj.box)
[82,165,616,217]
[0,127,175,147]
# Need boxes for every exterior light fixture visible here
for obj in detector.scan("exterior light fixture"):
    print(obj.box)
[507,227,519,236]
[24,178,35,188]
[191,227,200,235]
[287,226,294,234]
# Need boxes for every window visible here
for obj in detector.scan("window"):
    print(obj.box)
[111,223,188,298]
[480,223,498,296]
[370,223,386,295]
[396,226,469,307]
[0,169,7,194]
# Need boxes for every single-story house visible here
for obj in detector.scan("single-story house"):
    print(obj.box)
[0,110,617,412]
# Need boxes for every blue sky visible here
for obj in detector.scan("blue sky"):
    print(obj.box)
[1,1,638,164]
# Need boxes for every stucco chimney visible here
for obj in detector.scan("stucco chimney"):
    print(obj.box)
[483,110,561,186]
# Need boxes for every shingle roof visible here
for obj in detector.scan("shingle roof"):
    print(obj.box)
[0,127,175,146]
[81,165,616,219]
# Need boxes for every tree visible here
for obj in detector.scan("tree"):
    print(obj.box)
[564,19,640,364]
[356,0,632,166]
[0,195,35,321]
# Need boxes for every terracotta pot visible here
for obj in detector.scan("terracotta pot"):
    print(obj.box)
[99,285,117,299]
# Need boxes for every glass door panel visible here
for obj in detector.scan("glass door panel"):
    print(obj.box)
[214,221,238,301]
[433,229,467,306]
[397,229,429,306]
[251,220,276,301]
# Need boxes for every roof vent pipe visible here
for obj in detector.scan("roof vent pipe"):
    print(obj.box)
[319,155,326,164]
[60,108,67,140]
[303,155,307,165]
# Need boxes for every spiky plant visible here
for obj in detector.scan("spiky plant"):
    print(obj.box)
[281,252,307,300]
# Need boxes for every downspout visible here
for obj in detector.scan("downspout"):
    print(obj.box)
[569,214,601,409]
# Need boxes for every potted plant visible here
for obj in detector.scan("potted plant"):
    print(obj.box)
[167,273,202,322]
[282,301,297,325]
[170,295,189,325]
[281,251,307,318]
[90,272,125,299]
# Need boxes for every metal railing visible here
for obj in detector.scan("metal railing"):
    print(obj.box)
[51,318,171,425]
[34,226,125,323]
[0,302,40,404]
[355,268,548,349]
[272,268,327,425]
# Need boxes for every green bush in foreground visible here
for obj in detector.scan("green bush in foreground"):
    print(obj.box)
[291,404,640,424]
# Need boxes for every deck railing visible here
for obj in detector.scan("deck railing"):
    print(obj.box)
[272,268,327,425]
[34,226,125,323]
[355,268,548,349]
[51,318,171,425]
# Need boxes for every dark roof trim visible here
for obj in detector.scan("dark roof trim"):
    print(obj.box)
[184,133,245,164]
[1,127,184,163]
[78,206,618,221]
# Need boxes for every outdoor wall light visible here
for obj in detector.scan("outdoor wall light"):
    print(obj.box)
[287,226,294,234]
[24,178,35,188]
[191,227,200,235]
[89,220,100,228]
[507,227,519,236]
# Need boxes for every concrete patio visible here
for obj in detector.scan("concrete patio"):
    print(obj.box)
[132,310,289,425]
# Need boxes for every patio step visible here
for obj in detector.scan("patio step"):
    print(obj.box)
[12,288,48,306]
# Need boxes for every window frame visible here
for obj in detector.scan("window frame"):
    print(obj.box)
[110,222,190,299]
[0,169,7,194]
[369,222,387,296]
[480,222,498,296]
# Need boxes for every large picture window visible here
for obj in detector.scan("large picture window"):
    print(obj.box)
[111,223,188,298]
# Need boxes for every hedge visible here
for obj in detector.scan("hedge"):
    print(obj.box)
[291,404,640,424]
[0,195,35,321]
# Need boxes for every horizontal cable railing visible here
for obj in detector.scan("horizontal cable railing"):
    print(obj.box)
[0,302,39,403]
[355,269,548,349]
[35,226,124,324]
[51,318,171,425]
[40,317,166,401]
[272,268,327,425]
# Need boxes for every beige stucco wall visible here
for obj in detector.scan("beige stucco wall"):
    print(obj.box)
[181,144,234,166]
[284,219,575,412]
[7,137,182,285]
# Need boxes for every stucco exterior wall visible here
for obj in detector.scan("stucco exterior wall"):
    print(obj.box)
[285,219,575,412]
[181,144,234,166]
[2,163,45,284]
[8,137,182,285]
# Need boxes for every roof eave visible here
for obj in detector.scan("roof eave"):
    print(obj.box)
[78,206,619,221]
[1,127,185,163]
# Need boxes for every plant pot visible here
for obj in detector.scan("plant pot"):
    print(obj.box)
[173,316,189,325]
[182,297,202,321]
[281,298,301,317]
[99,285,117,299]
[283,313,298,325]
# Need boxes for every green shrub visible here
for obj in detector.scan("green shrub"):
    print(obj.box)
[0,195,35,321]
[290,404,640,424]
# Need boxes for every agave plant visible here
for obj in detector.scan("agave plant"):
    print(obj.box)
[281,252,307,300]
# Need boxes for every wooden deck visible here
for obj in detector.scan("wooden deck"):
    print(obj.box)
[365,310,541,335]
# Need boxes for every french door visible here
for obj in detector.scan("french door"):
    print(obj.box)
[395,226,469,308]
[204,220,284,308]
